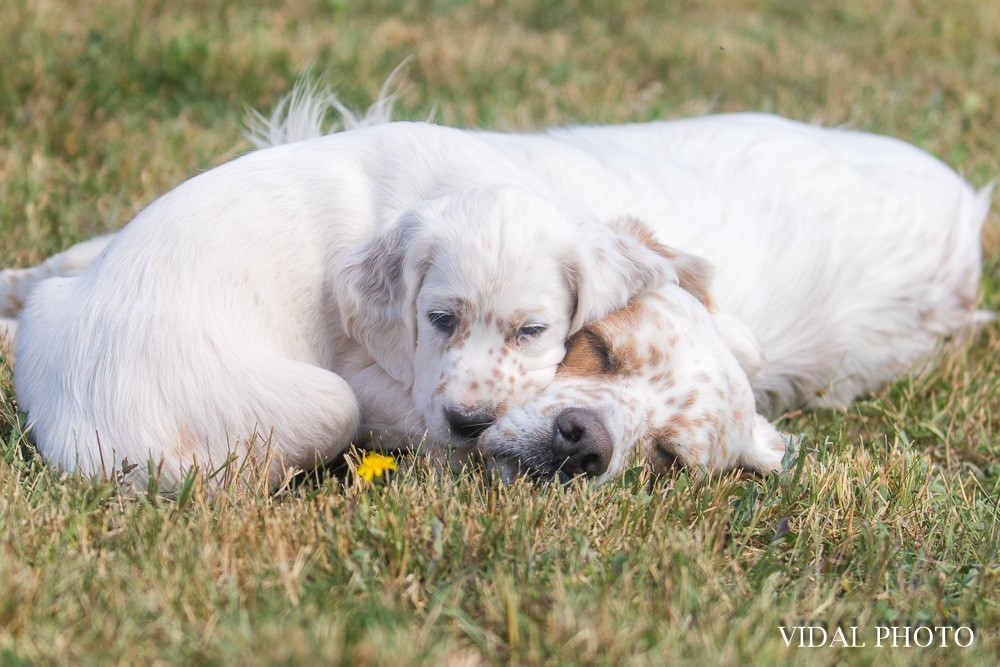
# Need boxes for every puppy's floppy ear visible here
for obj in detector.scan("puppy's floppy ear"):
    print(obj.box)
[335,211,435,387]
[566,216,716,331]
[613,216,717,307]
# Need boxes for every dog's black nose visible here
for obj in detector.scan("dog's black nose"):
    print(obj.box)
[445,405,496,440]
[551,408,613,479]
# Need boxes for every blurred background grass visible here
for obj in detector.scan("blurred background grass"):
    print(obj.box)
[1,1,998,664]
[3,0,999,259]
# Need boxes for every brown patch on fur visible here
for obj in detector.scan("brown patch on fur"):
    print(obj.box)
[571,299,651,373]
[445,298,478,348]
[609,338,640,374]
[731,405,746,432]
[647,344,664,366]
[558,330,616,377]
[541,403,562,417]
[2,294,24,317]
[648,369,676,388]
[499,315,520,344]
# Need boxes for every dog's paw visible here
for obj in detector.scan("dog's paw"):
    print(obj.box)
[740,414,786,473]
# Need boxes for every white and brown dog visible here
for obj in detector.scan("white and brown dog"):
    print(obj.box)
[1,83,990,489]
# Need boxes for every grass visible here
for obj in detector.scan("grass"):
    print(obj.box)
[1,0,999,664]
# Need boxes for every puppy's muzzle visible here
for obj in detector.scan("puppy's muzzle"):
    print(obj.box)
[551,408,613,480]
[445,404,497,441]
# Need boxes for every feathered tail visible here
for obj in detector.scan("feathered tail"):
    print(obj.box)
[244,62,408,148]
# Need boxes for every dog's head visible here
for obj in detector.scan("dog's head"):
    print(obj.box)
[476,286,786,483]
[337,186,699,449]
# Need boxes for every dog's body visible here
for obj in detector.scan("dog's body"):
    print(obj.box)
[11,121,694,488]
[4,92,990,489]
[475,116,990,415]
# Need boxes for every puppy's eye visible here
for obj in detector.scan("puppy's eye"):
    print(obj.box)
[517,324,547,342]
[428,311,457,335]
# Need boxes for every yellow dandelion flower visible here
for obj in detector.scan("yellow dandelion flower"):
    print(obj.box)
[356,452,397,482]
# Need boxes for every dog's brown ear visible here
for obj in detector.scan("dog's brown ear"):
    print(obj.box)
[336,212,434,387]
[610,217,715,308]
[565,216,715,331]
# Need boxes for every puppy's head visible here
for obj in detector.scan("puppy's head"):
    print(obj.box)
[477,287,786,484]
[337,186,692,449]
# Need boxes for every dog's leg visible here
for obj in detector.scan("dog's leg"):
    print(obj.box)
[241,357,363,490]
[101,356,365,492]
[19,350,363,493]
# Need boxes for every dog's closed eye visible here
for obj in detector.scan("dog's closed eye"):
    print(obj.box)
[559,330,616,376]
[650,441,682,471]
[516,324,547,345]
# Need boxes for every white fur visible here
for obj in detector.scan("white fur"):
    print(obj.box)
[4,85,990,489]
[1,234,116,358]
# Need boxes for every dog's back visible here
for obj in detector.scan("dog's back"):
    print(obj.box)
[479,115,992,413]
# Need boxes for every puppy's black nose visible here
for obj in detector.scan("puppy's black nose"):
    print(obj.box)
[445,405,496,440]
[551,408,613,479]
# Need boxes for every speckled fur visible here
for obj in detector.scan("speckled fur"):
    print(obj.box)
[479,288,786,482]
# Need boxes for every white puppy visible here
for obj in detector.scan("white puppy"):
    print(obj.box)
[11,122,684,489]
